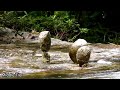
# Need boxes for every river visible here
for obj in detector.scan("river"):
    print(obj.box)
[0,42,120,79]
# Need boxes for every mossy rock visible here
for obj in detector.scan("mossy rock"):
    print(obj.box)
[39,31,51,52]
[42,52,50,63]
[69,39,87,64]
[76,46,91,67]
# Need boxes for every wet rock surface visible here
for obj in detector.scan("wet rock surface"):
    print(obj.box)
[39,31,51,63]
[76,46,91,67]
[0,28,120,79]
[0,41,120,79]
[69,39,88,64]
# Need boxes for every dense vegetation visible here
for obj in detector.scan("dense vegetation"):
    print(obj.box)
[0,11,120,44]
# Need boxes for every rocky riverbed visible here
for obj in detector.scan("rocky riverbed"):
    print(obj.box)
[0,41,120,79]
[0,27,120,79]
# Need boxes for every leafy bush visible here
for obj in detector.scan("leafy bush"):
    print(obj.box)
[0,11,119,44]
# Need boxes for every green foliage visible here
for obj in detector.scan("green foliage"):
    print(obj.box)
[47,11,78,39]
[0,11,119,44]
[80,28,89,33]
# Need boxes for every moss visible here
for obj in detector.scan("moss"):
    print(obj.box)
[0,69,5,73]
[93,63,120,71]
[4,63,120,79]
[18,69,92,79]
[10,59,40,69]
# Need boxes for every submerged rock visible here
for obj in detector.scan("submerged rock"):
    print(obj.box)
[42,52,50,63]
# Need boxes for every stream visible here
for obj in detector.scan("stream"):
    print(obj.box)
[0,42,120,79]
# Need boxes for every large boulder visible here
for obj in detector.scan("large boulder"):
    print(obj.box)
[76,46,91,67]
[39,31,51,52]
[69,39,88,63]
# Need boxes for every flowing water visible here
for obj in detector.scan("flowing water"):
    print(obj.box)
[0,43,120,79]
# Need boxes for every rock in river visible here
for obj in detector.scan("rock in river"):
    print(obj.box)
[39,31,51,52]
[39,31,51,63]
[69,39,88,64]
[76,46,91,67]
